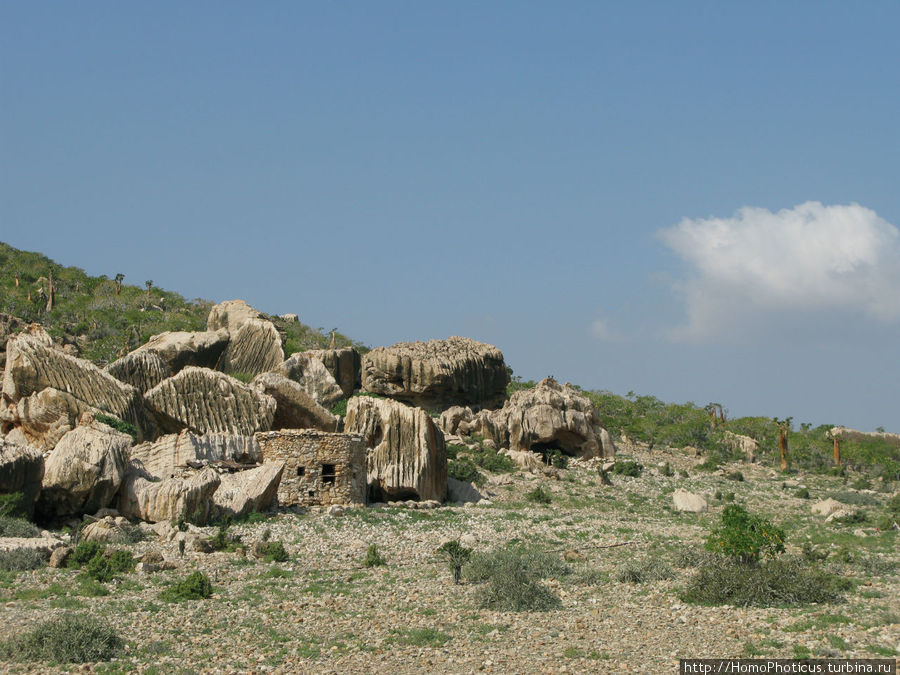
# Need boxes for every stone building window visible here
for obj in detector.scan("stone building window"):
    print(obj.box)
[321,463,336,485]
[296,466,305,477]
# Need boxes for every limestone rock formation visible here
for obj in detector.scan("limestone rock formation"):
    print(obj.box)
[0,314,27,371]
[469,378,614,459]
[721,431,759,463]
[447,476,485,504]
[306,347,361,399]
[439,405,475,436]
[211,462,285,517]
[251,372,338,432]
[0,438,44,516]
[272,353,344,408]
[36,415,132,519]
[105,350,172,392]
[119,467,221,524]
[0,387,98,453]
[361,337,508,410]
[81,516,135,544]
[207,299,264,332]
[217,318,284,377]
[673,489,708,513]
[1,332,154,440]
[344,396,447,502]
[144,367,276,436]
[132,329,230,374]
[130,430,262,479]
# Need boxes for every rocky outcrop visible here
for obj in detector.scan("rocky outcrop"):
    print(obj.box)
[361,337,508,411]
[344,396,447,502]
[272,353,344,408]
[36,415,132,519]
[0,438,44,516]
[1,332,154,440]
[133,330,230,374]
[306,348,361,399]
[251,372,338,432]
[0,314,27,371]
[217,318,284,377]
[119,467,221,524]
[81,516,136,544]
[721,431,759,462]
[105,350,172,392]
[144,367,276,436]
[812,498,847,517]
[673,489,708,513]
[130,430,261,479]
[211,462,284,517]
[207,299,264,332]
[467,378,614,459]
[0,387,98,453]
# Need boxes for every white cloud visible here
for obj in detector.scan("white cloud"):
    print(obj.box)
[658,201,900,342]
[590,318,613,340]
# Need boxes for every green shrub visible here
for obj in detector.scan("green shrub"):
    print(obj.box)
[329,399,347,417]
[795,487,810,499]
[470,446,517,474]
[0,613,123,663]
[258,541,288,563]
[832,510,869,525]
[0,548,46,572]
[611,460,643,477]
[437,540,472,584]
[875,514,897,531]
[826,490,880,506]
[364,543,386,567]
[465,546,566,612]
[94,413,138,442]
[525,485,552,504]
[614,557,674,583]
[681,555,851,607]
[68,541,103,567]
[448,458,482,485]
[0,515,40,538]
[208,515,242,552]
[107,549,135,574]
[160,571,213,602]
[0,492,30,519]
[727,471,745,482]
[229,372,255,383]
[694,457,720,472]
[801,542,829,562]
[888,494,900,516]
[722,492,736,502]
[678,469,690,478]
[850,477,872,491]
[706,504,785,564]
[660,462,674,477]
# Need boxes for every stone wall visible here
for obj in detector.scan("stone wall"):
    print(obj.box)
[256,430,366,507]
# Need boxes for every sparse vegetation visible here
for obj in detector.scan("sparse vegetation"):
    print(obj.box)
[0,613,123,663]
[437,539,472,584]
[0,548,46,572]
[160,571,213,602]
[364,543,386,567]
[611,460,643,477]
[613,556,674,583]
[706,504,785,564]
[0,515,40,538]
[465,545,567,612]
[525,485,552,504]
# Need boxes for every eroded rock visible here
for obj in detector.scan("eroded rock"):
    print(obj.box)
[105,350,172,393]
[130,430,261,479]
[271,353,344,409]
[119,467,221,524]
[0,438,44,516]
[306,347,361,399]
[211,462,285,517]
[132,330,230,375]
[252,372,338,432]
[217,318,284,377]
[207,299,264,332]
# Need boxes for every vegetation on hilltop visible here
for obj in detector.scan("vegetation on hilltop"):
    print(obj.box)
[0,242,366,365]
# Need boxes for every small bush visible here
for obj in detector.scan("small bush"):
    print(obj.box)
[832,510,869,525]
[826,490,880,506]
[681,555,851,607]
[258,541,288,563]
[614,557,674,584]
[801,542,828,562]
[364,544,386,567]
[0,614,123,663]
[94,413,138,442]
[0,515,40,538]
[660,462,674,477]
[875,514,897,531]
[706,504,785,564]
[525,485,552,504]
[694,457,720,472]
[160,571,213,602]
[68,541,103,567]
[722,492,736,502]
[678,469,690,478]
[727,471,745,482]
[465,546,566,612]
[850,477,872,491]
[795,487,810,499]
[208,515,242,552]
[0,492,30,519]
[448,458,482,485]
[0,548,46,572]
[888,494,900,516]
[611,460,643,477]
[329,399,347,417]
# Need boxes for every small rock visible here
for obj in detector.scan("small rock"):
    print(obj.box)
[49,545,73,568]
[673,489,707,513]
[327,505,345,517]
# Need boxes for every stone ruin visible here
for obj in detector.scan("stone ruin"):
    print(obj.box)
[256,430,366,507]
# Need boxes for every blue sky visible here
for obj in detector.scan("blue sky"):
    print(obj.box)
[2,2,898,431]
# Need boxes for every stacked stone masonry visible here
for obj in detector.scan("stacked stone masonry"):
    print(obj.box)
[256,430,366,507]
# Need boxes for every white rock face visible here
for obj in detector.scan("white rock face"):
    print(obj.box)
[0,387,98,453]
[132,330,230,374]
[207,299,264,332]
[812,498,847,517]
[0,437,44,514]
[211,462,285,517]
[119,467,221,524]
[130,430,262,479]
[37,415,132,519]
[271,353,344,409]
[217,318,284,377]
[105,350,172,393]
[344,396,447,502]
[81,516,135,544]
[251,372,338,432]
[672,489,708,513]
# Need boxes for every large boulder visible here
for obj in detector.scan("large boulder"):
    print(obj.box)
[211,462,285,517]
[105,350,172,392]
[0,387,98,453]
[1,331,154,440]
[36,415,132,519]
[361,337,509,411]
[272,353,344,408]
[144,367,276,436]
[217,318,284,377]
[0,314,27,371]
[119,467,221,524]
[344,396,447,502]
[470,378,614,459]
[130,430,261,479]
[306,347,361,399]
[251,372,338,432]
[207,299,264,332]
[132,329,230,375]
[673,489,708,513]
[0,438,44,516]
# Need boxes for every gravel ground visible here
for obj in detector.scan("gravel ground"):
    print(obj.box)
[1,447,898,674]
